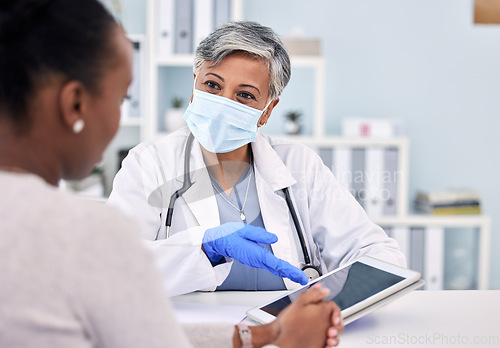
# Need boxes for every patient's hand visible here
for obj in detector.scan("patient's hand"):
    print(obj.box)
[269,283,343,348]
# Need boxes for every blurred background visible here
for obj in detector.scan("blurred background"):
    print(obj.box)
[74,0,499,290]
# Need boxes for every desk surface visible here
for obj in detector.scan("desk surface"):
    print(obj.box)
[171,290,500,347]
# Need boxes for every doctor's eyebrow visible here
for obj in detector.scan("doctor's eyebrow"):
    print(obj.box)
[204,73,261,95]
[239,84,261,95]
[205,72,224,81]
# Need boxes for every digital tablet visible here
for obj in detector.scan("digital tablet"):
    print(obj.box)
[247,256,422,325]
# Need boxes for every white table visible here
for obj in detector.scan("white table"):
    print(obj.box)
[171,290,500,347]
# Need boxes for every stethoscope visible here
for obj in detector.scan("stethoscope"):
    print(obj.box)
[158,133,322,281]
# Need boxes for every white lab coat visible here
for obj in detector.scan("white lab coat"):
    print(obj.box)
[108,127,406,296]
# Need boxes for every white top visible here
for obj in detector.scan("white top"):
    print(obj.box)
[108,127,406,296]
[0,172,234,348]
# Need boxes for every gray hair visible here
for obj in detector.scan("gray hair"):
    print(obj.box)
[194,21,291,100]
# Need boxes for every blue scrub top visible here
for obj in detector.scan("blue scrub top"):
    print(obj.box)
[209,163,286,291]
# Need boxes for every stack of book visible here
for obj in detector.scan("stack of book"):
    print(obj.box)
[414,189,481,215]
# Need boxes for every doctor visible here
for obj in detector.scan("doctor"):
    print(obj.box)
[108,21,406,296]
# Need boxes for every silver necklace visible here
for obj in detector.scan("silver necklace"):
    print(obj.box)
[211,166,252,221]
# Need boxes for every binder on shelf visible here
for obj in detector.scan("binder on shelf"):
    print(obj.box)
[444,227,478,290]
[390,226,410,263]
[317,147,333,171]
[214,0,230,28]
[351,148,365,208]
[121,41,141,123]
[157,0,175,56]
[364,146,384,217]
[193,0,214,52]
[128,41,142,119]
[383,147,398,215]
[409,227,425,281]
[424,226,444,290]
[175,0,193,54]
[333,147,352,191]
[306,145,319,156]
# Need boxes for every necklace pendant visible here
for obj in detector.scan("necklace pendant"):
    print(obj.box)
[240,212,246,221]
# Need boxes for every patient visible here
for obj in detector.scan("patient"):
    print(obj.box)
[0,0,343,347]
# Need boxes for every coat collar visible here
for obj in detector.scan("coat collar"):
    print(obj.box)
[251,132,296,192]
[174,131,297,229]
[176,131,297,192]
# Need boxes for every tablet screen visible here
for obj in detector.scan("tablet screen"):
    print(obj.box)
[261,261,405,317]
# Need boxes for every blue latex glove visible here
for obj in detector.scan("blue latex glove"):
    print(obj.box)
[202,222,308,285]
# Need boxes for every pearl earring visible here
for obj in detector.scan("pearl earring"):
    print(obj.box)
[73,119,85,134]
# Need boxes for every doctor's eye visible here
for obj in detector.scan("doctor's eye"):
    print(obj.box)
[237,91,256,102]
[204,80,221,93]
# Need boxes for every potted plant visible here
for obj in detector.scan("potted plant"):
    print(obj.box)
[164,97,186,132]
[283,110,303,135]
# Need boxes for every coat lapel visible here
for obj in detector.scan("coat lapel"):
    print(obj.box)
[252,134,302,290]
[176,137,220,229]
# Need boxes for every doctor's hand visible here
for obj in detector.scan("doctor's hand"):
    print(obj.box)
[202,222,308,285]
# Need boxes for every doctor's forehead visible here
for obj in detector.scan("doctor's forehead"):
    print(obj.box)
[199,54,270,87]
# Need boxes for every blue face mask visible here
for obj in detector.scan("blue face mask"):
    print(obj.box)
[183,89,271,153]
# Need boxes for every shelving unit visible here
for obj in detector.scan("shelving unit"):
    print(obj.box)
[374,215,491,290]
[102,33,148,193]
[145,0,325,141]
[120,34,147,133]
[275,135,410,218]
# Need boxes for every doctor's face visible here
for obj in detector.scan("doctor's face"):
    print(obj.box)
[194,52,275,115]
